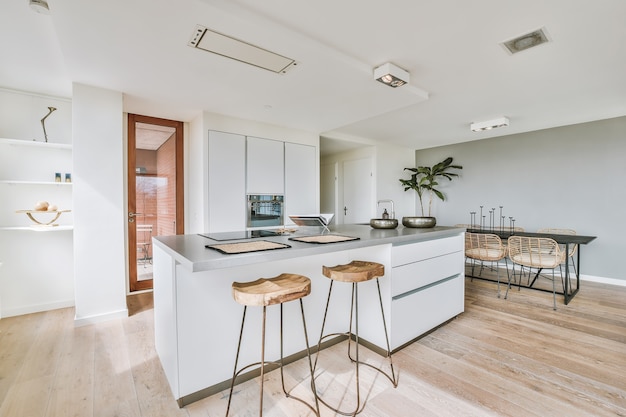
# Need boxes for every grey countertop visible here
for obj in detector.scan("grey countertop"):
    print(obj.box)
[154,224,465,272]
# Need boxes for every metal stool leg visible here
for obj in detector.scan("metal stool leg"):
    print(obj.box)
[226,306,247,417]
[279,301,321,416]
[259,306,266,416]
[225,305,268,417]
[347,279,397,387]
[314,278,397,416]
[227,303,319,416]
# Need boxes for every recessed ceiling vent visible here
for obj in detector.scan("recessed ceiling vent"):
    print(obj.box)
[501,27,550,54]
[188,25,297,74]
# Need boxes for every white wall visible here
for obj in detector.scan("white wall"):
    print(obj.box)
[187,113,206,233]
[415,116,626,283]
[0,88,72,144]
[321,143,416,223]
[376,143,419,218]
[72,83,128,325]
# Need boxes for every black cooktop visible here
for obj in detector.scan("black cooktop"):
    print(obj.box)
[199,229,280,241]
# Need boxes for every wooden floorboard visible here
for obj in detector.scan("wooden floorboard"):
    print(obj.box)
[0,279,624,416]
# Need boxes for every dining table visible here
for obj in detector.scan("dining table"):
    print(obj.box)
[466,228,597,305]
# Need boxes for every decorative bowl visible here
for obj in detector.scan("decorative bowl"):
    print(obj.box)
[402,216,436,228]
[369,218,399,229]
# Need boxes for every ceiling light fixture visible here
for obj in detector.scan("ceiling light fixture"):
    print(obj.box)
[374,63,409,88]
[501,28,550,55]
[470,117,509,132]
[29,0,50,14]
[188,25,297,74]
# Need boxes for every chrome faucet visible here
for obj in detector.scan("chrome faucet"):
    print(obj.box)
[377,199,395,219]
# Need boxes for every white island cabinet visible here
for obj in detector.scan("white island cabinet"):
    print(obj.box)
[152,225,465,406]
[390,235,464,349]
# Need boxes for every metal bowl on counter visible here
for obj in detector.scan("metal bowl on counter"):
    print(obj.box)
[402,216,436,228]
[370,218,399,229]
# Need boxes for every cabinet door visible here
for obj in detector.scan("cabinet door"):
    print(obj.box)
[208,131,246,232]
[284,143,317,225]
[246,137,284,194]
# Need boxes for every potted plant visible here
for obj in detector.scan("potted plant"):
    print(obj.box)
[399,157,462,227]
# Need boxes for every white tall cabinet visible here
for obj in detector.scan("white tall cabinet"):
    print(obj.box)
[207,131,318,232]
[207,131,246,233]
[0,138,74,318]
[284,142,316,224]
[246,136,284,195]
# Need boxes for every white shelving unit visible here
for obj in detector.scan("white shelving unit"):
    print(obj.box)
[0,138,73,231]
[0,137,75,318]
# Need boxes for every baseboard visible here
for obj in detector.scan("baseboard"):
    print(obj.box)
[1,299,75,318]
[580,274,626,287]
[74,308,129,327]
[465,261,626,287]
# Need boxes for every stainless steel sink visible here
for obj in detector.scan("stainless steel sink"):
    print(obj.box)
[369,218,399,229]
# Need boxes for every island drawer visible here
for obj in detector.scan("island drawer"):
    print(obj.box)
[391,273,464,350]
[391,250,463,297]
[392,234,463,267]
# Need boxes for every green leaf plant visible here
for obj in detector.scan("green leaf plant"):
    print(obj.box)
[399,157,463,217]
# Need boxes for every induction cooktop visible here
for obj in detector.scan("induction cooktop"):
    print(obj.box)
[199,229,280,241]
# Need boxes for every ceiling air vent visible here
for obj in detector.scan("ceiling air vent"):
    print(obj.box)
[501,27,550,55]
[188,25,297,74]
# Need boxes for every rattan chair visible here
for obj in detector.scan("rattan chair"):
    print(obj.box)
[455,223,481,229]
[464,232,509,297]
[537,228,578,277]
[506,236,566,310]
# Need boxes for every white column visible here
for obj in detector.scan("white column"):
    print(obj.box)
[72,83,127,325]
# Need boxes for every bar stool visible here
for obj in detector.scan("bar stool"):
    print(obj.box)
[226,273,320,417]
[313,260,398,416]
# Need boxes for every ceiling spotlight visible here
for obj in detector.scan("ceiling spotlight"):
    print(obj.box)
[374,63,409,88]
[501,28,550,55]
[470,117,509,132]
[29,0,50,14]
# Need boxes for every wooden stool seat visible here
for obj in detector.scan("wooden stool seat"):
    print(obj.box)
[232,273,311,307]
[322,260,384,283]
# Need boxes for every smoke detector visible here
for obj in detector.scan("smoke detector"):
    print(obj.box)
[501,28,550,54]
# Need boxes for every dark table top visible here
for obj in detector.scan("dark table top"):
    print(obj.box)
[466,229,596,245]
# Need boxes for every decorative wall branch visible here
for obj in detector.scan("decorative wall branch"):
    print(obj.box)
[40,106,57,142]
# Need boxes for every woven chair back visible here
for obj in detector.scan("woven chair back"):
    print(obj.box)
[537,228,578,257]
[507,236,565,269]
[465,232,506,262]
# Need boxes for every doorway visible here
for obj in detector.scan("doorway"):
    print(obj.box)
[127,114,184,292]
[342,157,373,224]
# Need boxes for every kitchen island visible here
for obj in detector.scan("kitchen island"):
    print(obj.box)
[153,224,465,406]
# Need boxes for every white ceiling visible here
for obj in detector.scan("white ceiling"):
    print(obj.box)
[2,0,625,152]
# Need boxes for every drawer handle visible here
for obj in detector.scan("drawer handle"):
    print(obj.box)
[392,274,460,301]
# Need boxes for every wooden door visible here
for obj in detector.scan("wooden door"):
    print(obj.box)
[128,114,183,292]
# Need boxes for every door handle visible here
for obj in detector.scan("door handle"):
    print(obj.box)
[344,206,348,215]
[128,212,143,223]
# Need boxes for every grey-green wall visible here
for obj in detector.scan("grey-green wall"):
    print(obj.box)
[414,116,626,282]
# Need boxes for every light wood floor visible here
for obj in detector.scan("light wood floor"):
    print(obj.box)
[1,277,624,417]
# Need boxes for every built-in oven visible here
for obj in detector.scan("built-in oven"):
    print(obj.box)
[247,194,284,228]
